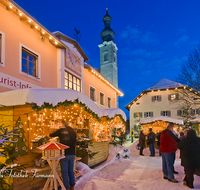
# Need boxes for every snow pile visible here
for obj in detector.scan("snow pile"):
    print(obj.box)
[75,144,131,188]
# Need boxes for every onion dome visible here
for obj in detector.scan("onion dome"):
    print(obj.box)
[101,8,115,42]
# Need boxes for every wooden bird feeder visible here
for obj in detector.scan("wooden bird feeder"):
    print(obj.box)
[37,139,69,190]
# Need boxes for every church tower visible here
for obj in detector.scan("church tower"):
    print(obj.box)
[98,8,118,89]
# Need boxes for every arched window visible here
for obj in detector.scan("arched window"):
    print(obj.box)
[104,53,108,61]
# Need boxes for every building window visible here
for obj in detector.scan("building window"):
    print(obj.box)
[65,71,81,92]
[177,110,187,117]
[190,109,199,115]
[152,95,161,102]
[22,47,38,77]
[100,92,105,106]
[108,97,111,108]
[0,31,5,66]
[90,86,96,101]
[161,111,171,117]
[104,53,108,61]
[144,112,153,118]
[134,112,143,118]
[168,94,179,100]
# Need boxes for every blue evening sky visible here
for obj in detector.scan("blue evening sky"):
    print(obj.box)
[14,0,200,118]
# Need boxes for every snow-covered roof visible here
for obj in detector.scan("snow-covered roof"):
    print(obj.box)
[101,108,127,121]
[190,117,200,123]
[139,116,184,125]
[125,78,185,110]
[145,78,184,91]
[0,88,126,121]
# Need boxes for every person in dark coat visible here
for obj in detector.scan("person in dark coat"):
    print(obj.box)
[147,128,156,156]
[156,131,161,156]
[49,120,76,190]
[177,129,200,189]
[139,130,145,156]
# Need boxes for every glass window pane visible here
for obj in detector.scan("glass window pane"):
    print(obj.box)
[77,79,80,85]
[77,86,80,92]
[22,65,27,73]
[29,55,34,62]
[69,81,72,89]
[29,62,34,69]
[69,74,72,81]
[29,69,34,76]
[22,52,27,59]
[22,58,27,66]
[73,77,77,84]
[65,72,68,79]
[73,83,76,90]
[65,86,68,89]
[65,79,68,87]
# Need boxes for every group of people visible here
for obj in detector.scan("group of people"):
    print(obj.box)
[139,122,200,189]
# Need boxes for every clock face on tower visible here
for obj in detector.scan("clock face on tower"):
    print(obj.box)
[65,49,82,77]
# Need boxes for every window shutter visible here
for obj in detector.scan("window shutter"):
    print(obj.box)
[152,96,155,102]
[161,111,163,116]
[167,111,171,117]
[176,93,179,100]
[190,109,195,115]
[144,112,147,118]
[177,110,181,116]
[168,95,171,100]
[134,113,136,118]
[150,112,153,117]
[140,112,143,118]
[158,95,161,101]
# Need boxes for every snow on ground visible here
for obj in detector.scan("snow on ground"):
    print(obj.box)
[75,141,200,190]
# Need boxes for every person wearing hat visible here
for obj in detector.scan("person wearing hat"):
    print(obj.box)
[177,129,200,189]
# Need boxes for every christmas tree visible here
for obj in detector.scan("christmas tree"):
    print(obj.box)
[110,127,127,146]
[10,117,27,158]
[0,124,26,190]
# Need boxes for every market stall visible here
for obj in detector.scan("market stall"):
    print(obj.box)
[0,88,126,190]
[139,116,184,135]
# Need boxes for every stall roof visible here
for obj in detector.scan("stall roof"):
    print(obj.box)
[139,116,184,125]
[190,117,200,123]
[0,89,126,120]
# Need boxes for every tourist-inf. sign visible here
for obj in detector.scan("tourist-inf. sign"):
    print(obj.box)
[130,130,134,137]
[0,73,42,90]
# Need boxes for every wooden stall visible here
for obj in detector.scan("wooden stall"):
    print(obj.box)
[139,116,184,135]
[0,89,126,190]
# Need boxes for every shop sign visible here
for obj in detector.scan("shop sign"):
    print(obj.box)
[0,73,42,90]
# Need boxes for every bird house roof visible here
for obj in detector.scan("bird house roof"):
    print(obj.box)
[37,141,69,150]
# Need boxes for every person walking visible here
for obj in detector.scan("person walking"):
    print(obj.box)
[139,130,145,156]
[160,122,180,183]
[177,129,200,189]
[147,128,156,157]
[49,120,76,190]
[156,131,161,156]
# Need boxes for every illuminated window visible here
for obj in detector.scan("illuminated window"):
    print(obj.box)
[108,97,111,108]
[22,47,37,77]
[134,112,143,118]
[65,71,81,92]
[90,86,96,101]
[100,92,105,106]
[168,94,179,100]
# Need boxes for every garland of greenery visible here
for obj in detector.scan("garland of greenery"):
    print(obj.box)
[30,99,126,125]
[105,114,126,126]
[31,98,101,122]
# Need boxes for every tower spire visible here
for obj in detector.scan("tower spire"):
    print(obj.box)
[100,7,115,42]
